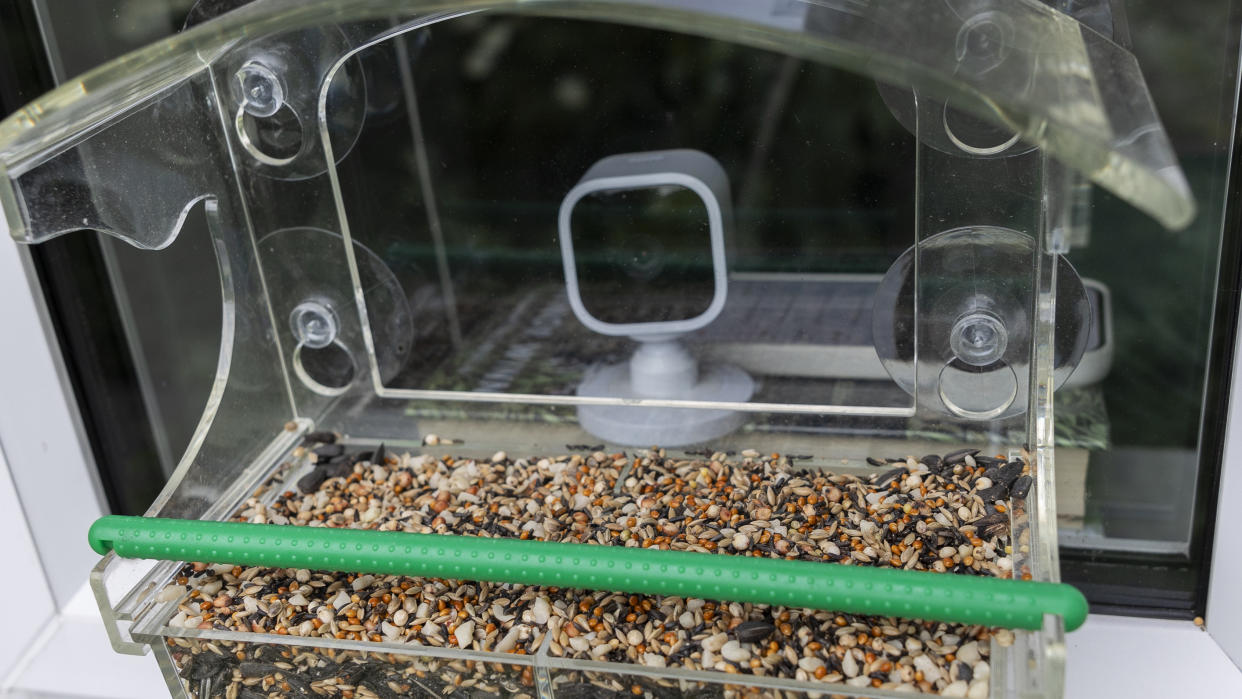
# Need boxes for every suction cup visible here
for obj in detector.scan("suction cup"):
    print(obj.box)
[872,226,1090,420]
[257,227,413,394]
[874,4,1037,159]
[576,339,754,447]
[221,25,367,181]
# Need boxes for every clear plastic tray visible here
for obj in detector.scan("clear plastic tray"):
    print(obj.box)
[95,433,1055,698]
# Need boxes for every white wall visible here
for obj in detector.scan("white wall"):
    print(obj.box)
[0,216,108,610]
[0,444,55,681]
[0,226,162,694]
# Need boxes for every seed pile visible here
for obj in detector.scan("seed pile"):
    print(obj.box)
[165,439,1031,697]
[170,638,536,699]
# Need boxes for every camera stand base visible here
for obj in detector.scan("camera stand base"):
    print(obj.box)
[576,362,754,447]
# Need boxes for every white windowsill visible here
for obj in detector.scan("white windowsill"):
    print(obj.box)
[4,583,1238,699]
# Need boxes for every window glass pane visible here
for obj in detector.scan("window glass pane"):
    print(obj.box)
[26,0,1242,617]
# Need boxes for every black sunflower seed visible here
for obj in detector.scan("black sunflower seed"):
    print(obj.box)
[943,448,979,465]
[972,512,1010,537]
[239,661,281,677]
[303,430,337,445]
[983,460,1024,488]
[326,460,353,479]
[874,466,907,488]
[1010,475,1033,499]
[732,620,775,643]
[296,466,329,494]
[312,443,344,458]
[977,484,1009,504]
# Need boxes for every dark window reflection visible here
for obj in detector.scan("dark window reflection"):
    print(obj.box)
[570,185,716,326]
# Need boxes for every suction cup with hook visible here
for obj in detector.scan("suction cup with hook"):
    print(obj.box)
[222,25,367,181]
[872,226,1091,420]
[257,227,414,396]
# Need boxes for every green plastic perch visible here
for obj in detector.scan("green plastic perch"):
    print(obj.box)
[89,515,1087,631]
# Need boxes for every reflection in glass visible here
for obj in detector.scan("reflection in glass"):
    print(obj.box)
[569,185,715,326]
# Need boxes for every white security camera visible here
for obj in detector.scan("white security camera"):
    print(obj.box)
[559,149,753,446]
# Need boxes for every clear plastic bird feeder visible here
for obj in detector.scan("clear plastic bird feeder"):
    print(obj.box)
[0,1,1194,697]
